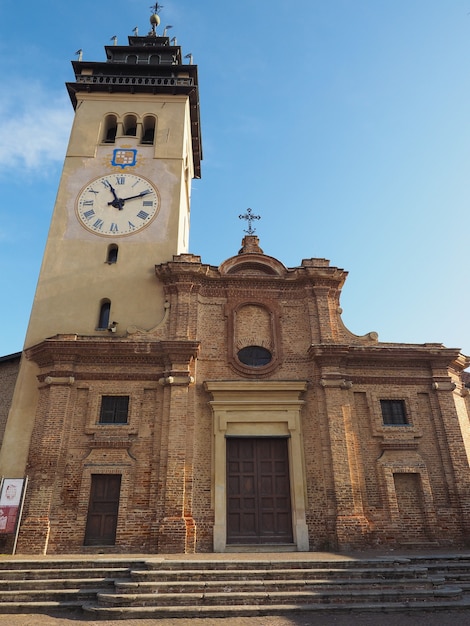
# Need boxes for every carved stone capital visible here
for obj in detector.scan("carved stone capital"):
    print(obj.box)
[320,378,353,389]
[159,375,195,386]
[432,381,457,392]
[42,376,75,387]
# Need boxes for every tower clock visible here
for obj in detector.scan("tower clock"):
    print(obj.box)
[76,173,161,237]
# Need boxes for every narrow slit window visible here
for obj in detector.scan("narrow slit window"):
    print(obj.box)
[107,244,118,264]
[97,300,111,330]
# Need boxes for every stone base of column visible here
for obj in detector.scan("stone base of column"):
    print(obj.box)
[15,516,50,555]
[158,516,196,553]
[335,514,371,550]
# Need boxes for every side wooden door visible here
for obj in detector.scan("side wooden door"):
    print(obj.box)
[84,474,121,546]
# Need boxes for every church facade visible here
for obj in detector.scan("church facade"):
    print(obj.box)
[1,10,470,555]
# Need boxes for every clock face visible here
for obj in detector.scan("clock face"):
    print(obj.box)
[76,173,160,237]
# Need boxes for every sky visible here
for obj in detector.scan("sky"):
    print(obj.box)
[0,1,469,360]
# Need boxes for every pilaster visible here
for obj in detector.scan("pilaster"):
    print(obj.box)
[431,363,470,539]
[157,351,198,553]
[16,376,74,554]
[319,371,370,548]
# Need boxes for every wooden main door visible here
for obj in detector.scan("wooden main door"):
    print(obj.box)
[84,474,121,546]
[226,438,293,544]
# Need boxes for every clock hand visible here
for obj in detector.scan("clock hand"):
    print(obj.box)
[103,181,125,210]
[107,190,151,205]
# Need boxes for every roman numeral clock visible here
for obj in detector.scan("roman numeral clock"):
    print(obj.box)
[76,173,160,236]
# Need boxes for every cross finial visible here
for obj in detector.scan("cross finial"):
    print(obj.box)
[239,207,261,235]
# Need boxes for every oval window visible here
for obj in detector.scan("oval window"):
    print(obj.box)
[237,346,272,367]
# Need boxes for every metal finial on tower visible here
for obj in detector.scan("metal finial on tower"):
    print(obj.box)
[239,208,261,235]
[149,3,163,35]
[133,26,139,36]
[184,53,193,65]
[110,35,118,46]
[163,24,173,36]
[75,49,83,61]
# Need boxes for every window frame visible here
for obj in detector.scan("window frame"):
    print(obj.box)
[237,345,273,368]
[380,399,409,426]
[99,395,130,425]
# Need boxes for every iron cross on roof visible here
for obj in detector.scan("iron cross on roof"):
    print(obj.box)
[239,208,261,235]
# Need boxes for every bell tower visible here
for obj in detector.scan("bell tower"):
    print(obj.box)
[30,6,201,346]
[0,6,201,476]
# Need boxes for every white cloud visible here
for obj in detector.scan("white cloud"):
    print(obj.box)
[0,81,73,173]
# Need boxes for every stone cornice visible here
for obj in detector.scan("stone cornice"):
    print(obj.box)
[204,380,307,405]
[309,343,465,369]
[381,441,420,451]
[25,335,200,370]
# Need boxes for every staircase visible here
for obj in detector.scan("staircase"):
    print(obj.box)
[0,553,470,619]
[0,557,145,615]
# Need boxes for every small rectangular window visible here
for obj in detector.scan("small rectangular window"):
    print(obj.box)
[99,396,129,424]
[380,399,409,426]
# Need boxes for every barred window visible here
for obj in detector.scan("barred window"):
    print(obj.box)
[99,396,129,424]
[380,400,409,426]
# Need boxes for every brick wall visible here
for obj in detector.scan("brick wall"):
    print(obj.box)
[12,246,470,553]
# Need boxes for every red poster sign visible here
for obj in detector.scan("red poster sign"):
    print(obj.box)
[0,479,25,534]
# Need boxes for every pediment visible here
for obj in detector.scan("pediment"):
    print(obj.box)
[219,253,287,277]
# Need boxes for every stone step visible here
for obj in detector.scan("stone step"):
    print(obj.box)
[94,585,462,608]
[1,558,145,571]
[0,567,130,581]
[130,565,430,582]
[144,558,407,571]
[424,563,470,573]
[409,554,470,563]
[0,587,104,604]
[83,597,470,620]
[0,577,119,591]
[114,576,445,594]
[1,553,469,618]
[0,601,84,615]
